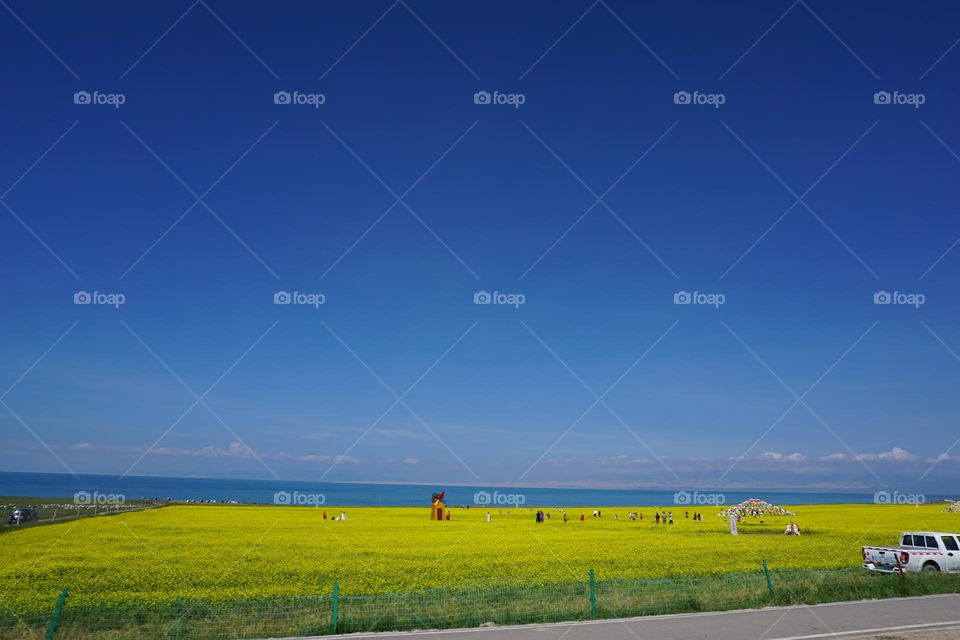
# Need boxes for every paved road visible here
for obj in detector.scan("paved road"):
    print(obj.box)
[314,594,960,640]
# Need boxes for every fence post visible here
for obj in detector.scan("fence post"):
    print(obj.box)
[761,560,774,596]
[45,588,69,640]
[588,569,597,619]
[332,581,340,634]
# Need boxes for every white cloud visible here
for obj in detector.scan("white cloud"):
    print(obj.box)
[758,451,806,462]
[821,448,915,463]
[855,447,914,462]
[146,442,356,464]
[70,442,92,450]
[401,457,420,465]
[820,452,848,462]
[926,452,952,464]
[594,455,649,466]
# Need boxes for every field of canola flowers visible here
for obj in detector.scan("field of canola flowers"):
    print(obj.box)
[1,502,957,616]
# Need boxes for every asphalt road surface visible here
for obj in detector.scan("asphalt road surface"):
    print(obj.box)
[314,594,960,640]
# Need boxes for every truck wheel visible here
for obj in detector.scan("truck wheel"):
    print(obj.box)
[922,562,941,573]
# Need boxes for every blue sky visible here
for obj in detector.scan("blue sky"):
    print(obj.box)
[1,1,959,491]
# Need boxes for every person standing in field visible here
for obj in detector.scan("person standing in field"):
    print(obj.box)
[669,512,674,525]
[486,512,491,523]
[563,512,567,523]
[580,514,584,521]
[655,512,660,524]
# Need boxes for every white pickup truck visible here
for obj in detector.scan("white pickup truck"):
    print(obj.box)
[863,532,960,573]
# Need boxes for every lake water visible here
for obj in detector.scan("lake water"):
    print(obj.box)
[2,472,943,507]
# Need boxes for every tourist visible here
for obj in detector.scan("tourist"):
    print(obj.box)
[669,512,674,525]
[580,514,584,521]
[486,512,491,523]
[563,512,567,523]
[655,512,660,524]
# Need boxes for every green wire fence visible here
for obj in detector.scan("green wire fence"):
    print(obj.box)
[3,566,960,640]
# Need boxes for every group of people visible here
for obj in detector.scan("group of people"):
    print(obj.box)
[505,507,714,525]
[654,511,674,525]
[783,522,801,535]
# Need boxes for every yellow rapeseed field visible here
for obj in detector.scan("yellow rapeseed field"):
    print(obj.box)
[1,503,956,615]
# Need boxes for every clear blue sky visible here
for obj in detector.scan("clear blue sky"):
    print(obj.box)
[1,1,959,492]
